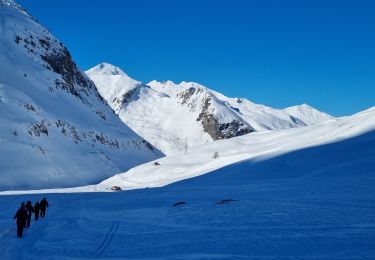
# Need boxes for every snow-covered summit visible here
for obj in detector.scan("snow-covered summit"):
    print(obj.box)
[86,64,334,155]
[283,103,334,125]
[87,62,129,76]
[86,63,141,108]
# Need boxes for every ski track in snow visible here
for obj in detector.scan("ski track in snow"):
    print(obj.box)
[93,211,126,257]
[94,220,119,256]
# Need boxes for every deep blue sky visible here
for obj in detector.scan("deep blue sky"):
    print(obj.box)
[18,0,375,116]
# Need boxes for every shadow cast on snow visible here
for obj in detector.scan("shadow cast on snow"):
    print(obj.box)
[170,129,375,188]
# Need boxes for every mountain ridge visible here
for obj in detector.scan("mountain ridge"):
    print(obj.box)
[86,62,334,155]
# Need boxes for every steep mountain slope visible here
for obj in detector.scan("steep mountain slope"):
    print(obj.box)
[86,63,334,155]
[0,0,162,190]
[283,103,334,125]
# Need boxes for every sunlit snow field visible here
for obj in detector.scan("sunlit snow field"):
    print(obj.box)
[1,128,374,259]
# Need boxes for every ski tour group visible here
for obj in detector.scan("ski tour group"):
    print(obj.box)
[13,198,49,238]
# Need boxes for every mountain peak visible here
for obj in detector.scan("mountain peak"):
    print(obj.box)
[283,104,334,125]
[148,80,177,87]
[87,63,127,76]
[288,103,314,111]
[299,103,314,109]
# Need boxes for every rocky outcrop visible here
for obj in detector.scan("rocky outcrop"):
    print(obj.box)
[13,18,103,106]
[41,48,93,101]
[197,97,254,140]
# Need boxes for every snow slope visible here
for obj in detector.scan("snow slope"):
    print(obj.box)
[87,63,334,155]
[0,0,162,191]
[0,108,374,259]
[96,106,375,191]
[3,106,373,195]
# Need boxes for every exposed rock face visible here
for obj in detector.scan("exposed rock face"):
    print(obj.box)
[41,49,92,101]
[178,87,201,106]
[9,4,107,109]
[16,26,98,103]
[110,84,147,112]
[120,86,141,106]
[197,96,254,140]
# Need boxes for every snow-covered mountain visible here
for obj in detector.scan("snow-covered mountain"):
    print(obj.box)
[0,0,162,190]
[283,103,334,125]
[86,63,334,155]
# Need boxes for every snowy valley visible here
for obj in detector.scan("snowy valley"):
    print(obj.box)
[0,0,374,259]
[0,106,374,259]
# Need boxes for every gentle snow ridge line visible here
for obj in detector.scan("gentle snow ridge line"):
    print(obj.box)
[96,106,375,190]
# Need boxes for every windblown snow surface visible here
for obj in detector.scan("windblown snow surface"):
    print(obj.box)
[0,107,374,259]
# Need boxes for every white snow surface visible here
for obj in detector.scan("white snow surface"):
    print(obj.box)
[283,103,334,125]
[0,1,162,191]
[2,106,374,195]
[96,106,375,191]
[0,107,374,259]
[86,63,334,155]
[0,2,373,258]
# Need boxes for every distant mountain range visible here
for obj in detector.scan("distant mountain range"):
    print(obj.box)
[86,63,334,155]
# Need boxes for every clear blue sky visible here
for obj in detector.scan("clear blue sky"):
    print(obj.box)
[18,0,375,116]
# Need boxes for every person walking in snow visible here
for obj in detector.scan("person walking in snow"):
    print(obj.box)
[34,201,40,221]
[13,202,28,238]
[40,197,49,218]
[25,201,34,228]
